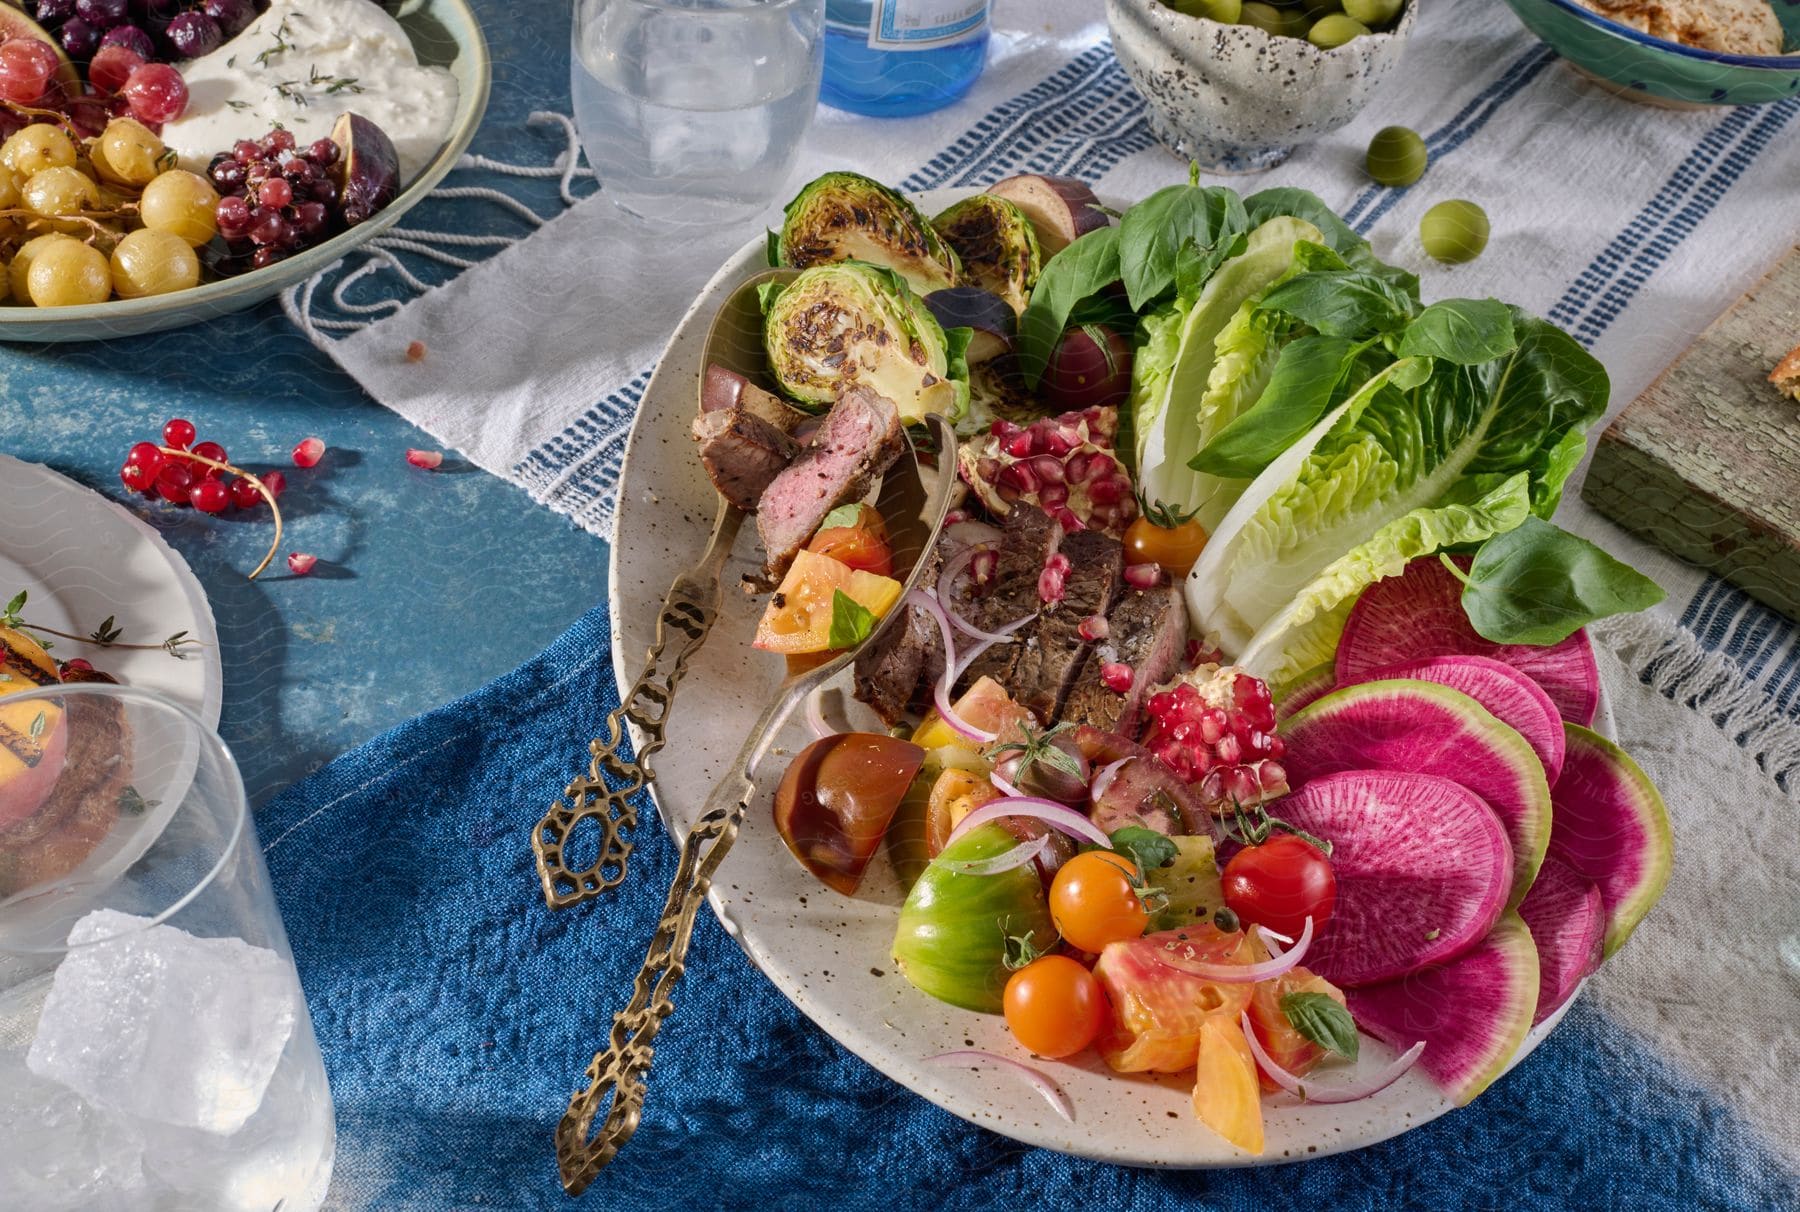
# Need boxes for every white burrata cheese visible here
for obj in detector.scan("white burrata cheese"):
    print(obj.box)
[161,0,459,184]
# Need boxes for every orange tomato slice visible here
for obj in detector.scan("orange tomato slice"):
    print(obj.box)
[754,549,902,655]
[1192,1015,1265,1155]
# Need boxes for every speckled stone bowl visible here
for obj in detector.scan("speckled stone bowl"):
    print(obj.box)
[1106,0,1417,172]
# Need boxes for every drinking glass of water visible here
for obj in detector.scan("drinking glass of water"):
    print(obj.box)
[0,684,335,1212]
[572,0,826,226]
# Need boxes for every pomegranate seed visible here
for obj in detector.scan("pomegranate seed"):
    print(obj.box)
[155,462,193,505]
[976,456,1000,482]
[1038,483,1069,509]
[1123,563,1161,589]
[1005,432,1034,458]
[1257,761,1289,794]
[406,448,444,470]
[190,479,229,514]
[120,462,153,493]
[1148,691,1175,715]
[405,340,427,363]
[162,417,195,449]
[1055,507,1083,532]
[1267,735,1287,760]
[287,552,317,576]
[992,420,1019,439]
[1066,452,1093,483]
[944,508,967,525]
[1028,455,1065,485]
[127,441,164,474]
[1078,614,1109,642]
[261,470,288,498]
[971,549,997,583]
[292,436,325,468]
[1216,734,1242,764]
[1038,552,1070,604]
[1089,476,1126,506]
[1100,662,1133,693]
[1199,708,1228,744]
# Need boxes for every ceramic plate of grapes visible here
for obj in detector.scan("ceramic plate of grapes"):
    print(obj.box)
[0,0,489,341]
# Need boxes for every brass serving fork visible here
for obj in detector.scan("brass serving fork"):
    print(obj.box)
[553,409,959,1194]
[532,269,797,911]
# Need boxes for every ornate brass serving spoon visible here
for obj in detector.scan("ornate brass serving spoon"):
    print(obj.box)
[552,402,958,1194]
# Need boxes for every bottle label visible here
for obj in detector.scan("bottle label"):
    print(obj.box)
[866,0,988,50]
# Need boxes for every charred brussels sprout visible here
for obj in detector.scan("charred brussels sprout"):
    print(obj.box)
[930,194,1042,316]
[776,171,960,298]
[762,262,967,423]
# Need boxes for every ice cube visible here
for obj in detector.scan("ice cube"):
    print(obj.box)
[0,1042,147,1209]
[27,908,298,1135]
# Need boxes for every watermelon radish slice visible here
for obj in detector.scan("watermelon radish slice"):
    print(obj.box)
[1336,556,1601,726]
[1275,770,1513,987]
[1352,654,1567,785]
[1283,680,1552,907]
[1274,663,1336,723]
[1548,724,1673,959]
[1516,854,1605,1026]
[1347,911,1539,1106]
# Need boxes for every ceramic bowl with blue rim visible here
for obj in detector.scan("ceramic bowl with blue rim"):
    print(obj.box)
[1105,0,1417,174]
[1501,0,1800,107]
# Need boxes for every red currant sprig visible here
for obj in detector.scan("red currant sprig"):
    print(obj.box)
[119,418,293,581]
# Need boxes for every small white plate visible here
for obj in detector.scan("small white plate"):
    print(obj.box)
[610,193,1587,1167]
[0,454,220,727]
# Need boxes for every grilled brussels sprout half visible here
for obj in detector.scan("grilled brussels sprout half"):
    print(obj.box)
[762,262,967,423]
[930,194,1042,316]
[776,171,960,298]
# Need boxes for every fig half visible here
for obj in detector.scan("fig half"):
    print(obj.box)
[330,112,401,227]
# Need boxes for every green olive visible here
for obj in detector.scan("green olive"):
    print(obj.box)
[1420,199,1490,264]
[1366,125,1428,186]
[1343,0,1404,27]
[1238,1,1309,37]
[1166,0,1243,20]
[1307,13,1369,47]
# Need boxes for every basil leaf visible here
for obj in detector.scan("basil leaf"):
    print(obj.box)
[1256,270,1415,338]
[1190,335,1364,478]
[817,504,864,532]
[1109,825,1178,874]
[1119,183,1250,310]
[1460,517,1665,645]
[1243,187,1368,259]
[1280,991,1359,1061]
[1396,299,1517,365]
[1017,224,1122,386]
[827,589,878,649]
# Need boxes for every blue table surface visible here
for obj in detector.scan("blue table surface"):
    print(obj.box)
[0,0,608,809]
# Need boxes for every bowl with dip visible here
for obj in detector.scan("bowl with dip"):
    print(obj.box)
[0,0,490,343]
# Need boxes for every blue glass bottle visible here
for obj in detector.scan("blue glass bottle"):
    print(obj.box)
[821,0,991,118]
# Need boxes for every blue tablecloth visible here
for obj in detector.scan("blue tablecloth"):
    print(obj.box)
[262,602,1800,1211]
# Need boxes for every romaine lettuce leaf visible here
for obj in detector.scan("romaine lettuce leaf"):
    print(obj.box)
[1236,473,1532,687]
[1131,216,1323,519]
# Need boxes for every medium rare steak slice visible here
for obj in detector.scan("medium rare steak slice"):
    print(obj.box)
[853,546,944,726]
[755,386,904,581]
[1060,582,1188,739]
[1008,529,1123,723]
[957,505,1062,695]
[692,408,800,511]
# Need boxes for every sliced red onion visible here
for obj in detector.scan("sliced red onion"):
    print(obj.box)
[925,1050,1073,1123]
[940,834,1050,876]
[1239,1011,1425,1105]
[948,796,1112,850]
[907,589,995,745]
[804,685,831,741]
[1088,756,1131,803]
[990,772,1025,799]
[1148,915,1315,984]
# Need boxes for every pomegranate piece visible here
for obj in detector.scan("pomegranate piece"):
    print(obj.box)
[287,552,317,576]
[957,406,1139,538]
[292,436,326,468]
[405,448,444,470]
[1142,664,1289,815]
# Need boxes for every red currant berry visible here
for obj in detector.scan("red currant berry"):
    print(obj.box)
[60,658,93,674]
[286,552,317,576]
[155,462,193,505]
[227,476,261,509]
[120,461,153,492]
[190,479,229,514]
[291,436,325,468]
[162,417,195,449]
[126,441,164,474]
[190,440,228,476]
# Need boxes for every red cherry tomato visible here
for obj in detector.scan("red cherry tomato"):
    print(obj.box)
[807,503,893,576]
[1221,834,1336,940]
[1003,955,1108,1058]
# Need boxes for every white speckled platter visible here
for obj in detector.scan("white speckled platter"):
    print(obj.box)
[609,191,1594,1166]
[0,454,221,726]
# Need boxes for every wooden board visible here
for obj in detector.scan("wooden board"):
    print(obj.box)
[1583,245,1800,620]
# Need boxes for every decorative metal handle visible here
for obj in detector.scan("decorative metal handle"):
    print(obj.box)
[532,505,743,910]
[553,677,802,1195]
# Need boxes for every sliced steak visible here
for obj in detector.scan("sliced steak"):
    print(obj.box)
[1060,582,1188,739]
[692,408,800,511]
[956,505,1062,696]
[701,364,812,433]
[756,386,905,582]
[1008,529,1123,723]
[853,545,944,727]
